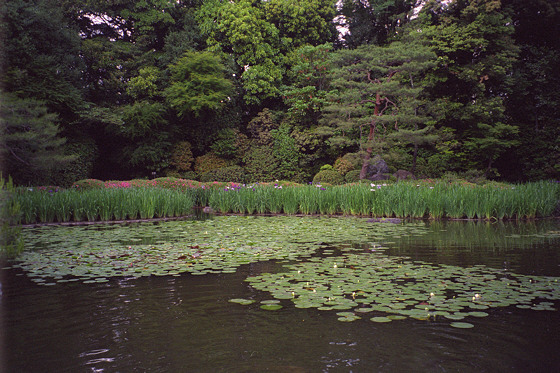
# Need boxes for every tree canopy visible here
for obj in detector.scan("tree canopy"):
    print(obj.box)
[1,0,558,184]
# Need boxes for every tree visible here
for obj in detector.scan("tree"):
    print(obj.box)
[321,38,436,178]
[264,0,337,49]
[501,0,560,180]
[197,0,338,105]
[463,121,519,177]
[0,94,75,185]
[197,0,282,105]
[339,0,417,47]
[165,51,233,117]
[2,0,85,121]
[418,0,520,177]
[271,125,302,181]
[282,43,333,126]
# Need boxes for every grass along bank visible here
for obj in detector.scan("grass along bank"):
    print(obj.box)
[10,179,560,224]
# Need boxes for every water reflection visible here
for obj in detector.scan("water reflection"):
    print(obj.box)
[385,220,560,276]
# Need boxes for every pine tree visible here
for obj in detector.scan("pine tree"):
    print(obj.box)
[321,37,436,178]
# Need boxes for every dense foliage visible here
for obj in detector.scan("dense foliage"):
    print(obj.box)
[1,0,559,185]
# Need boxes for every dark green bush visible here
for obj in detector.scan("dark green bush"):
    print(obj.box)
[194,152,231,175]
[210,128,239,159]
[345,169,361,183]
[180,171,199,181]
[52,141,97,187]
[166,170,199,180]
[271,125,301,181]
[313,169,344,185]
[243,145,279,182]
[200,166,247,183]
[169,141,194,172]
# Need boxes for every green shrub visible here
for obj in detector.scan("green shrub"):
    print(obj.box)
[217,166,247,183]
[320,164,333,171]
[52,141,97,187]
[181,171,199,181]
[1,175,24,258]
[166,170,198,180]
[210,128,239,159]
[194,152,231,174]
[313,169,344,185]
[200,166,247,183]
[72,179,105,190]
[243,146,279,182]
[334,157,355,176]
[169,141,194,172]
[271,125,301,181]
[345,169,361,183]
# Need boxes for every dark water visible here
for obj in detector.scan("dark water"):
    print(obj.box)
[2,219,560,372]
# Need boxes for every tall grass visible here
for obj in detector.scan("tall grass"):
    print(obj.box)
[207,181,559,220]
[14,187,194,224]
[14,180,560,224]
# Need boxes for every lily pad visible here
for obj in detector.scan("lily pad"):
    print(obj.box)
[370,316,392,323]
[450,322,474,329]
[260,304,283,311]
[229,298,255,305]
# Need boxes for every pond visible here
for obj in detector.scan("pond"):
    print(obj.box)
[2,216,560,372]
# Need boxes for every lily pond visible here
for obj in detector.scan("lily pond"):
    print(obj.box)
[2,215,560,372]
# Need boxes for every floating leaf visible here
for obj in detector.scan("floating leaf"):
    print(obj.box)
[260,304,283,311]
[370,316,392,323]
[229,298,254,305]
[450,322,474,329]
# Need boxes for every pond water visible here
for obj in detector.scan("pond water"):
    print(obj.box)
[1,216,560,372]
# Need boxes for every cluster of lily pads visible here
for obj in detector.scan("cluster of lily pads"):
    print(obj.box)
[9,216,560,328]
[242,250,559,328]
[13,216,426,284]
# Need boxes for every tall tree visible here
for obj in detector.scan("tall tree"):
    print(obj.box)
[321,38,436,178]
[2,0,85,121]
[501,0,560,180]
[264,0,337,50]
[0,94,74,185]
[418,0,520,177]
[339,0,417,47]
[197,0,283,105]
[282,43,333,126]
[165,51,233,117]
[197,0,337,105]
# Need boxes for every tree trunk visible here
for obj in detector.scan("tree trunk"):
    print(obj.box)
[411,120,418,174]
[412,143,418,174]
[359,93,381,180]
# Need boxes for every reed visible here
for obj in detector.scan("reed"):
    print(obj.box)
[15,187,194,224]
[14,180,560,224]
